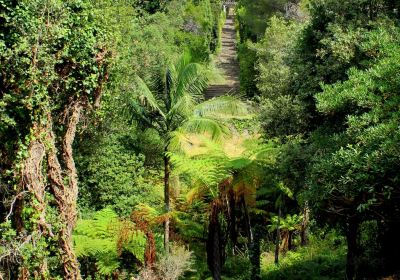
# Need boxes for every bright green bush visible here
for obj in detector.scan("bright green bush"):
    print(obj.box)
[74,208,147,277]
[76,130,162,217]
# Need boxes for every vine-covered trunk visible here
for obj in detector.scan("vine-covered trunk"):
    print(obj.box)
[21,131,51,277]
[163,151,171,253]
[207,200,223,280]
[48,102,83,279]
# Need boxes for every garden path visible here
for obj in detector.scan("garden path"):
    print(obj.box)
[204,13,240,99]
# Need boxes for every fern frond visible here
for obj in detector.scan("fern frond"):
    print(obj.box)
[73,208,148,275]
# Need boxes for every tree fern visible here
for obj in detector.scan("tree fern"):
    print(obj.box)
[73,208,146,276]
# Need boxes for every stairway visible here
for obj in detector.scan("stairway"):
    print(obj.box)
[204,14,240,99]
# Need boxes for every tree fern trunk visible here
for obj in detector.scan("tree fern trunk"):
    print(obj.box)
[288,231,293,251]
[227,189,237,251]
[207,200,223,280]
[145,231,156,267]
[241,195,253,243]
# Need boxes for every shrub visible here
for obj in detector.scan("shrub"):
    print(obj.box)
[134,244,194,280]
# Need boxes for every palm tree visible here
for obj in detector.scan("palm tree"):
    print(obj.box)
[125,53,249,253]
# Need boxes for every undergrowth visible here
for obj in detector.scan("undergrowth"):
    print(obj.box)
[261,232,346,280]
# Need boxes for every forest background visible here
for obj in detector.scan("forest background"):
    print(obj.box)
[1,0,400,279]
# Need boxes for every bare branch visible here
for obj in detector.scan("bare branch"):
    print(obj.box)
[5,191,29,221]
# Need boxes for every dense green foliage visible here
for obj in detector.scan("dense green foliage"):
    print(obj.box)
[247,0,400,279]
[1,0,400,279]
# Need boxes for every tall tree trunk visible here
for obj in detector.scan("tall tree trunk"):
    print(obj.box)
[274,206,282,265]
[163,150,171,253]
[13,197,24,234]
[377,221,400,275]
[345,216,359,280]
[207,200,223,280]
[300,202,310,246]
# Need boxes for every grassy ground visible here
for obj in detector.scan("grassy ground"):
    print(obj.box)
[261,232,346,280]
[184,231,346,280]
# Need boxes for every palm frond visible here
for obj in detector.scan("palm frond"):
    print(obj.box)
[194,96,252,120]
[135,75,166,119]
[176,63,208,99]
[169,63,208,117]
[165,65,177,107]
[181,117,230,141]
[175,51,193,74]
[168,90,196,119]
[168,129,191,153]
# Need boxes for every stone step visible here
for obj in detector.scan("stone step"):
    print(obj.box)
[204,14,239,100]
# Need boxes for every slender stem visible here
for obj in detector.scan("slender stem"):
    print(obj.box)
[163,146,171,254]
[274,206,281,265]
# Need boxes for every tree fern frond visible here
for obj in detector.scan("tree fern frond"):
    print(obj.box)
[73,208,147,275]
[169,152,230,191]
[96,255,120,276]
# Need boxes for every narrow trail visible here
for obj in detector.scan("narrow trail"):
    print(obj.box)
[205,13,240,99]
